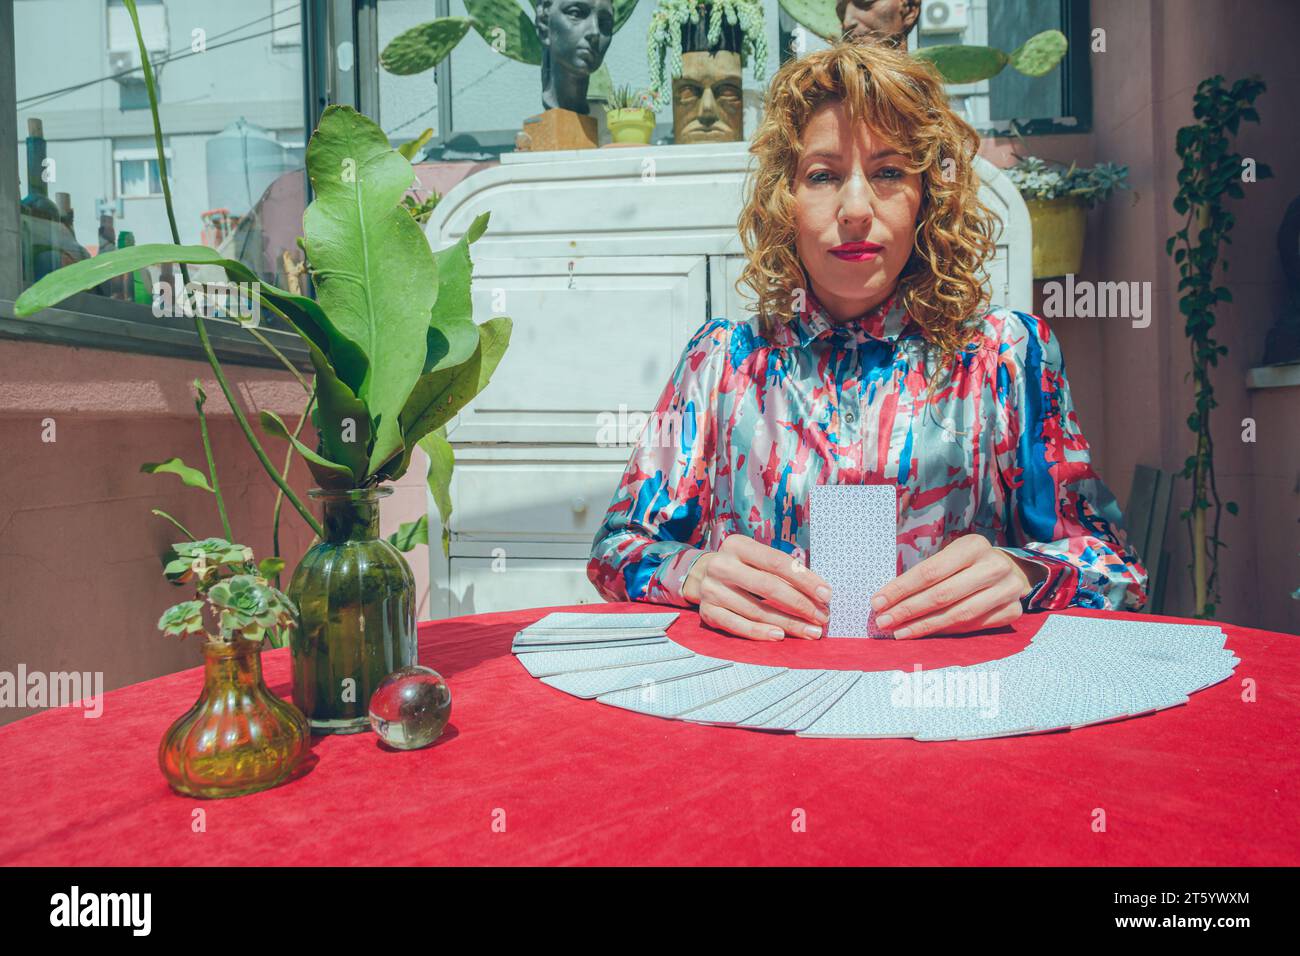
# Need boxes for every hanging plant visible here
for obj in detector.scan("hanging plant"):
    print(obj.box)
[647,0,768,107]
[1166,73,1272,618]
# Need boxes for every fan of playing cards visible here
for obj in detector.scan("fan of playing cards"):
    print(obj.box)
[511,611,1239,741]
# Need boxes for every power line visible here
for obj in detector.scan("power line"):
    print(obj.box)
[16,20,300,110]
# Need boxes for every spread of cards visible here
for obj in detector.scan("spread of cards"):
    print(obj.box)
[512,611,1239,740]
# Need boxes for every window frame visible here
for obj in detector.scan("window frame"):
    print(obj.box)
[0,0,316,370]
[113,145,174,199]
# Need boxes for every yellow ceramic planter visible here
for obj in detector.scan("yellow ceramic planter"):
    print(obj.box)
[606,108,655,145]
[1026,196,1087,279]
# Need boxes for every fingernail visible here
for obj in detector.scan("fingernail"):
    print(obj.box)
[767,627,785,639]
[895,627,912,639]
[816,586,832,601]
[791,559,805,574]
[803,624,822,639]
[876,613,893,627]
[870,594,887,610]
[816,608,829,623]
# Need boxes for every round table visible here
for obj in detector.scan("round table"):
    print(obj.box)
[1,604,1296,866]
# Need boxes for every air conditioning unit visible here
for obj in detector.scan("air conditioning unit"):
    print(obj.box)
[920,0,969,35]
[108,0,168,81]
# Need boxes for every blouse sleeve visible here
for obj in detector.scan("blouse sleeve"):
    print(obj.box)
[991,310,1149,611]
[586,318,732,607]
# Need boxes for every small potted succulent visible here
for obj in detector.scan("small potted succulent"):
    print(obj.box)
[605,85,657,144]
[1003,156,1130,278]
[157,538,309,799]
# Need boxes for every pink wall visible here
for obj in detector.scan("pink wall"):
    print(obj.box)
[0,338,431,726]
[979,0,1300,634]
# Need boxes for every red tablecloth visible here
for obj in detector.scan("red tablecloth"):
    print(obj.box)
[1,604,1296,866]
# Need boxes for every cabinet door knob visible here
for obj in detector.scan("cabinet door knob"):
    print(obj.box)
[571,496,587,513]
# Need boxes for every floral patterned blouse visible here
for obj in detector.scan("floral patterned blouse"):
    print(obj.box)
[586,288,1149,614]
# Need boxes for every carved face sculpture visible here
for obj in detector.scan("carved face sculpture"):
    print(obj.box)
[837,0,922,49]
[672,51,744,143]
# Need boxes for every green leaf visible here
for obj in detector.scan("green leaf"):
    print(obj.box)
[398,128,434,161]
[466,210,491,244]
[1008,30,1068,77]
[12,242,369,397]
[141,457,214,493]
[466,0,543,65]
[778,0,843,41]
[380,18,475,75]
[259,409,354,489]
[394,316,512,476]
[1226,501,1239,515]
[420,427,455,559]
[303,105,439,481]
[388,513,429,552]
[258,557,287,578]
[913,45,1009,84]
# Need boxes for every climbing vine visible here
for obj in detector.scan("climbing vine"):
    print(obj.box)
[1166,74,1271,618]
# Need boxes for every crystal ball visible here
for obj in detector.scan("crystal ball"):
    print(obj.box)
[368,665,452,750]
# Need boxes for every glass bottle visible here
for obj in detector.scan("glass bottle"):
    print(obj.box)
[158,638,309,799]
[288,487,417,734]
[20,118,61,282]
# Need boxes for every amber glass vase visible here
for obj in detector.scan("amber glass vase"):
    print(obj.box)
[159,638,309,798]
[287,487,417,734]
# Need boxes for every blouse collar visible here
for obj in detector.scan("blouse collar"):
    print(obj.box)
[775,286,912,349]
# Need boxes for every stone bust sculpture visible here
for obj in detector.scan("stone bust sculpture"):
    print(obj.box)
[837,0,922,49]
[536,0,614,114]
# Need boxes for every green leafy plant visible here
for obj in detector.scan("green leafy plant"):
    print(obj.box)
[1005,156,1130,207]
[776,2,1066,85]
[14,4,511,564]
[648,0,767,106]
[158,538,299,646]
[913,30,1067,84]
[1166,74,1271,619]
[380,0,640,75]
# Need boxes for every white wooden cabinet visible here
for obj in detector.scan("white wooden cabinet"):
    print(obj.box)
[422,141,1032,618]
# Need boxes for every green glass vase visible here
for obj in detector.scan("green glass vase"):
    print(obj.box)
[158,638,309,798]
[288,486,417,734]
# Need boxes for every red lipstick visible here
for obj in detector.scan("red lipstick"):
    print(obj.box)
[829,240,884,261]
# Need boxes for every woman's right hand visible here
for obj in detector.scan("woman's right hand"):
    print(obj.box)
[681,535,832,641]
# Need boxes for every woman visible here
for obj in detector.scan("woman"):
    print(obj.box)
[587,39,1147,641]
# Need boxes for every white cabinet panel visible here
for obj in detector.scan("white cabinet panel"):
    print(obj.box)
[448,456,630,543]
[447,255,707,444]
[446,557,602,616]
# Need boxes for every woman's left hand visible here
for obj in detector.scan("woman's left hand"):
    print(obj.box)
[869,534,1046,639]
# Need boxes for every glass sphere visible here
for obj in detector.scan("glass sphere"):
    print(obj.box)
[368,665,452,750]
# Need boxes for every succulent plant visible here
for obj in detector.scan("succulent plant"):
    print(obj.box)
[606,84,654,112]
[158,601,206,640]
[1004,156,1130,208]
[207,575,298,643]
[162,537,255,589]
[157,539,299,647]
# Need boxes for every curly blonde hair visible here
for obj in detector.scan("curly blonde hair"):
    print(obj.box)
[736,38,1000,360]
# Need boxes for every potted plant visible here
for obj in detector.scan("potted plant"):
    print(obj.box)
[605,85,657,144]
[14,3,512,736]
[647,0,768,112]
[157,537,309,798]
[1003,156,1130,278]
